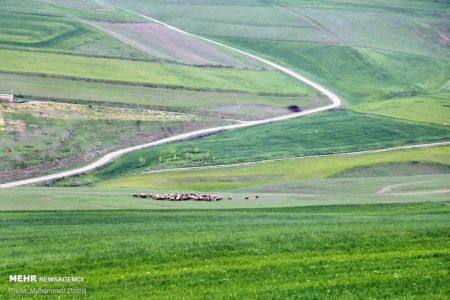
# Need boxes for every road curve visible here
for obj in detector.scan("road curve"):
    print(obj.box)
[0,9,341,189]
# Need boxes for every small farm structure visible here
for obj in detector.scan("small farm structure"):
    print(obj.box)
[0,94,13,103]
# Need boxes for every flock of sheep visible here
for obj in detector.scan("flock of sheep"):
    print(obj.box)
[132,193,229,201]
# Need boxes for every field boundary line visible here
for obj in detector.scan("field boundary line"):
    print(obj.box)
[0,6,342,188]
[142,141,450,175]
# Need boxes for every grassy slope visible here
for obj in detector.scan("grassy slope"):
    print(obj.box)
[1,202,449,298]
[93,145,450,190]
[0,48,314,94]
[217,38,450,124]
[0,101,227,183]
[114,0,449,124]
[356,81,450,125]
[0,0,143,21]
[2,174,450,210]
[69,109,450,185]
[111,0,449,57]
[0,73,326,119]
[0,11,148,58]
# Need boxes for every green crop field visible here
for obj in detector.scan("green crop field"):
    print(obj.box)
[0,11,148,58]
[63,110,450,186]
[0,73,326,120]
[112,0,450,57]
[92,145,450,191]
[113,0,450,124]
[2,173,450,210]
[0,48,315,94]
[0,202,449,298]
[216,38,450,124]
[0,0,144,21]
[1,1,449,298]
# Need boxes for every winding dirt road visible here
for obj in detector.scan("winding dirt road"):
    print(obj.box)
[142,141,450,175]
[2,8,447,189]
[0,10,341,189]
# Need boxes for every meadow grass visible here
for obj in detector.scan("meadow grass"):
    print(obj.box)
[69,109,450,185]
[216,38,450,124]
[0,0,144,21]
[0,48,314,94]
[0,10,148,58]
[355,85,450,125]
[1,174,449,210]
[0,12,77,45]
[0,73,326,119]
[93,145,450,191]
[0,202,449,298]
[112,0,449,58]
[0,102,225,183]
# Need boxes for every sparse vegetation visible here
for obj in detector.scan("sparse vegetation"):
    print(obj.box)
[69,110,450,185]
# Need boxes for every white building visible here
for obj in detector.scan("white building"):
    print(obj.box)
[0,94,13,102]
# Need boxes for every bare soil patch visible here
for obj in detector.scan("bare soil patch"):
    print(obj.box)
[93,21,254,67]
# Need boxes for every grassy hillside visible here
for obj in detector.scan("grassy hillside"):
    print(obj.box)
[110,0,449,124]
[0,11,148,58]
[0,101,225,183]
[0,48,315,94]
[0,73,326,120]
[1,202,449,298]
[217,38,450,124]
[0,0,144,21]
[113,0,450,58]
[92,145,450,190]
[356,81,450,125]
[2,174,450,210]
[65,109,450,185]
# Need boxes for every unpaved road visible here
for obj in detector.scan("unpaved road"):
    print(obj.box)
[142,141,450,175]
[0,9,341,189]
[1,8,447,189]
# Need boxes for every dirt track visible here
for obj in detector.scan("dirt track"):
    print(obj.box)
[142,141,450,175]
[0,8,343,189]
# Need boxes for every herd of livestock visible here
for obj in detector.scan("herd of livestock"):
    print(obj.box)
[132,193,228,201]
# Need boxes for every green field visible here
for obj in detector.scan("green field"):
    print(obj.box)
[0,101,225,183]
[1,202,449,298]
[0,11,148,58]
[0,48,315,94]
[0,73,326,120]
[92,145,450,190]
[1,173,449,210]
[63,110,450,186]
[216,38,450,124]
[0,0,144,21]
[113,0,450,57]
[112,0,450,124]
[356,82,450,125]
[1,1,449,298]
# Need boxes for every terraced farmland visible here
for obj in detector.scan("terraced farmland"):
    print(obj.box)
[0,73,326,120]
[92,145,450,190]
[0,48,314,94]
[0,101,223,183]
[63,109,450,186]
[1,0,449,299]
